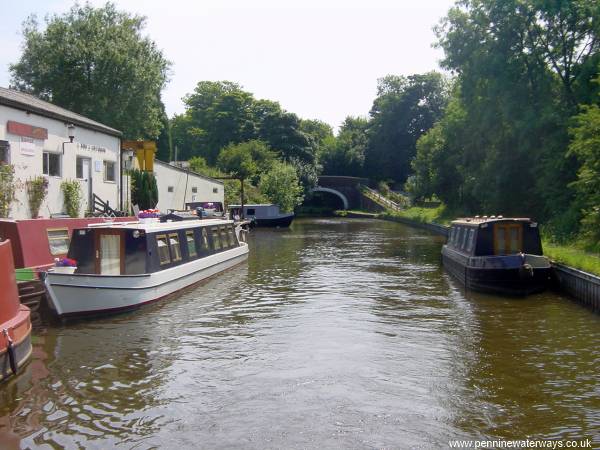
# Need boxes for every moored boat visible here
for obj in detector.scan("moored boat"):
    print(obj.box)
[43,218,248,317]
[0,239,32,382]
[442,216,552,295]
[228,204,294,228]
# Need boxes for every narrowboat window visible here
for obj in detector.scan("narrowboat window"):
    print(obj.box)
[227,226,236,246]
[461,228,468,250]
[247,208,256,216]
[186,230,197,257]
[466,229,475,252]
[496,227,506,255]
[157,235,171,265]
[509,226,520,253]
[220,226,229,248]
[201,228,209,251]
[454,227,462,247]
[211,227,221,250]
[450,227,456,245]
[169,233,182,261]
[47,228,70,255]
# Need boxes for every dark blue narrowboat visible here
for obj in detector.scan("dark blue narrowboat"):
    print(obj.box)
[442,216,552,295]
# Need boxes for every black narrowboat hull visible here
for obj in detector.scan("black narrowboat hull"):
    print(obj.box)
[442,249,551,296]
[254,215,294,228]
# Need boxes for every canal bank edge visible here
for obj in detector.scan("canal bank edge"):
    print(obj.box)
[378,214,600,313]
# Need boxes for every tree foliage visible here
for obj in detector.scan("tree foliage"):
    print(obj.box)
[321,116,369,177]
[364,72,448,184]
[259,162,304,213]
[568,103,600,246]
[409,0,600,241]
[130,169,158,210]
[10,2,171,139]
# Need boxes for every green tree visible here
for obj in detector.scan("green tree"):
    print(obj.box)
[568,103,600,246]
[364,72,448,184]
[130,169,158,210]
[431,0,600,225]
[321,116,369,176]
[10,2,171,139]
[183,81,256,163]
[259,162,304,213]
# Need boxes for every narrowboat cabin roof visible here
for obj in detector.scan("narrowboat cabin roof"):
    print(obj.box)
[228,204,277,209]
[451,216,537,227]
[84,218,234,232]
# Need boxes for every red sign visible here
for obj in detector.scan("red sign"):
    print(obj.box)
[6,121,48,140]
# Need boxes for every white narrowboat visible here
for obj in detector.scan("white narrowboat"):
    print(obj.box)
[43,219,248,317]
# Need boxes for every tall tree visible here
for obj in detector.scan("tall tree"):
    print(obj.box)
[431,0,600,224]
[10,2,170,139]
[320,116,369,176]
[364,72,448,184]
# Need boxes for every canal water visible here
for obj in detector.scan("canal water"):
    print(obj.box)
[0,218,598,449]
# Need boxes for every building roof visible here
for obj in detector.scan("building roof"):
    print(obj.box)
[154,159,224,185]
[0,86,122,137]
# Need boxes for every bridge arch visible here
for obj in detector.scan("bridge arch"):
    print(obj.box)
[310,187,349,210]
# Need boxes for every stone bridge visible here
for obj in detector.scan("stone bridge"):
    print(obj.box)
[311,176,370,210]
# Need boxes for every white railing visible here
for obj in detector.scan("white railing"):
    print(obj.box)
[360,185,403,211]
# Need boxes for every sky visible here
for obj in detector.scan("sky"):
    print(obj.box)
[0,0,456,129]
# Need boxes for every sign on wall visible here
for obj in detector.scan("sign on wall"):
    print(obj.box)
[19,136,39,156]
[7,121,48,140]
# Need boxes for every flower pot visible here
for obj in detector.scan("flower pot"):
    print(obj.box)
[53,266,77,274]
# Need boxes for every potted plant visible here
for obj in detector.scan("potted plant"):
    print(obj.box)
[53,257,77,274]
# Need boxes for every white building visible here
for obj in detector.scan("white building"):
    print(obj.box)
[0,87,122,219]
[152,160,224,212]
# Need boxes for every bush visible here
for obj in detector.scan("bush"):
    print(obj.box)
[130,169,158,211]
[60,180,82,217]
[26,176,48,218]
[0,164,16,218]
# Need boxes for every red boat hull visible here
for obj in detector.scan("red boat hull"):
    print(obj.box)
[0,239,32,382]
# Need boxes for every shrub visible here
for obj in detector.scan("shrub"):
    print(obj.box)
[60,180,82,217]
[26,176,48,218]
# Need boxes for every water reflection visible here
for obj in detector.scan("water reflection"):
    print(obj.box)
[0,218,597,448]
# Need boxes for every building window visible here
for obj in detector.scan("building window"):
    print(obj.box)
[191,187,197,193]
[168,186,174,193]
[156,235,170,265]
[213,187,218,193]
[104,161,116,182]
[186,230,197,257]
[169,233,182,261]
[43,152,61,177]
[47,229,70,255]
[0,141,9,164]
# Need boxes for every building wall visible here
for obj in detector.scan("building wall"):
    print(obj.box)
[0,104,120,219]
[152,161,224,212]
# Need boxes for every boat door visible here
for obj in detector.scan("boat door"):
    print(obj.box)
[493,223,523,255]
[95,230,124,275]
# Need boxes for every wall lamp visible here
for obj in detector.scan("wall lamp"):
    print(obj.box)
[62,123,76,154]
